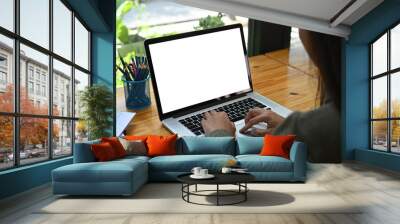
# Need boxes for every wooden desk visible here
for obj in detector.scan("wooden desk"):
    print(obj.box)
[117,47,319,136]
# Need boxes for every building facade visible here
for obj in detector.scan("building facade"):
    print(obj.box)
[0,42,74,154]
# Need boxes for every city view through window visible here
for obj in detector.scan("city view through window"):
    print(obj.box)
[371,23,400,153]
[0,0,91,170]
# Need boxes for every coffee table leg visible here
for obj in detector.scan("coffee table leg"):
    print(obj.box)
[187,184,190,202]
[182,184,189,202]
[195,184,198,192]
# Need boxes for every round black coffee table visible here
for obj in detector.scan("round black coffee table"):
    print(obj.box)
[177,173,255,206]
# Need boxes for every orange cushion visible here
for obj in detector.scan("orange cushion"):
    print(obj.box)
[260,134,296,159]
[146,134,177,157]
[124,135,148,142]
[101,137,126,158]
[91,142,118,162]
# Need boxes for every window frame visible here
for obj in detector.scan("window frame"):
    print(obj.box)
[0,71,7,85]
[0,53,7,68]
[0,0,92,171]
[370,20,400,154]
[0,53,8,88]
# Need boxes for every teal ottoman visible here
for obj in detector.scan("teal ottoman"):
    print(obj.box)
[52,156,148,196]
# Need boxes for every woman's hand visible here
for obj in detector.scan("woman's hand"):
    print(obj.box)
[239,108,284,136]
[201,111,236,136]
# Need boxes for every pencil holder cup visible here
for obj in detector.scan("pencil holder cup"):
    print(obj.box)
[123,76,151,110]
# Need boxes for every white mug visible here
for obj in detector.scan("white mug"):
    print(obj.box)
[200,169,208,176]
[221,167,232,174]
[191,167,202,176]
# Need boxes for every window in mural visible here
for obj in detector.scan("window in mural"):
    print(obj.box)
[0,0,91,170]
[370,23,400,153]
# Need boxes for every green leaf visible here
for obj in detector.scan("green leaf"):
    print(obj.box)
[117,0,134,18]
[117,24,129,44]
[117,41,145,57]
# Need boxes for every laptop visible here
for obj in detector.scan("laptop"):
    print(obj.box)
[144,24,291,136]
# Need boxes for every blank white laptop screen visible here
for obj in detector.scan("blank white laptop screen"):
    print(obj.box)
[148,27,251,114]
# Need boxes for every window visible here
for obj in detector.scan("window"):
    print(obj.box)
[28,81,34,94]
[0,0,14,32]
[74,69,89,119]
[74,69,89,142]
[36,83,40,95]
[53,59,71,117]
[20,0,49,49]
[371,23,400,154]
[53,119,72,158]
[28,67,34,80]
[35,69,41,81]
[0,54,7,67]
[0,71,6,84]
[42,85,46,97]
[0,35,13,113]
[392,22,400,69]
[0,54,8,87]
[20,117,49,165]
[74,18,90,70]
[0,0,91,170]
[53,0,72,60]
[0,116,13,169]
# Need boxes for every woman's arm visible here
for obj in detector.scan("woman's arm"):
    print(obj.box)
[200,108,285,137]
[201,111,236,137]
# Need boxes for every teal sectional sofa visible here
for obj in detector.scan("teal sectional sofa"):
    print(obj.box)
[52,136,307,196]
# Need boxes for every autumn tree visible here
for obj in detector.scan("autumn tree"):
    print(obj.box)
[372,99,400,143]
[372,100,387,140]
[0,85,14,151]
[0,85,60,153]
[391,100,400,143]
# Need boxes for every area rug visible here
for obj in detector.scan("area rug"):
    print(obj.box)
[38,183,361,214]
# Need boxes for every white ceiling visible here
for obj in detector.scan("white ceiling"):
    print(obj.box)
[172,0,384,38]
[225,0,352,21]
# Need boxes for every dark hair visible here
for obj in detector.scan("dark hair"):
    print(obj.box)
[299,30,342,110]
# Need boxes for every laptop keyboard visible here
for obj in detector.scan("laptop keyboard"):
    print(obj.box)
[178,98,268,135]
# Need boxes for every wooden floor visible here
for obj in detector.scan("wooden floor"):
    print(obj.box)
[1,162,400,224]
[116,40,320,136]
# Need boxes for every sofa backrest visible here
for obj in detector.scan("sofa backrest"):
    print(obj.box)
[74,140,100,163]
[236,136,263,155]
[176,136,236,155]
[74,137,237,163]
[74,136,303,161]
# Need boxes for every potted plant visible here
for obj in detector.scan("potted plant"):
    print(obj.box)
[194,13,225,30]
[79,84,113,140]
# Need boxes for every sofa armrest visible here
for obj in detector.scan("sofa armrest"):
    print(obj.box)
[289,141,307,181]
[73,140,100,163]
